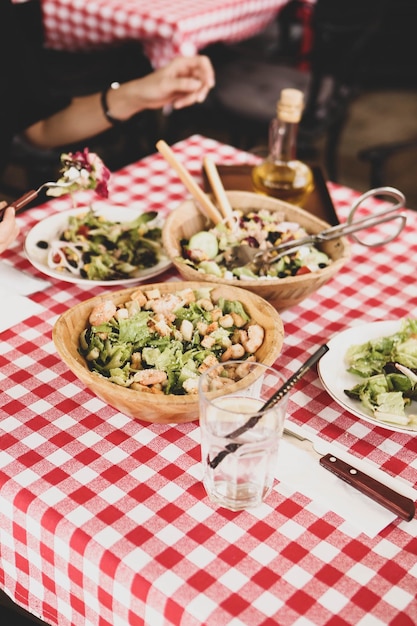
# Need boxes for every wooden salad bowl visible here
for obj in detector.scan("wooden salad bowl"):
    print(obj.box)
[162,191,350,311]
[53,281,284,424]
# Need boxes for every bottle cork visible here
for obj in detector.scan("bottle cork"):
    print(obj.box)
[277,88,304,123]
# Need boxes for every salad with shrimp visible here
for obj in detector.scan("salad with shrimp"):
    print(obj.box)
[181,208,331,280]
[79,286,265,395]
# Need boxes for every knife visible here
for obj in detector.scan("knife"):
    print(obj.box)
[283,427,416,522]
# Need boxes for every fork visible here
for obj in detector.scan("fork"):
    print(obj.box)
[0,180,73,222]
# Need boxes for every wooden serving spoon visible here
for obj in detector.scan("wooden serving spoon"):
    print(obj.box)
[156,140,222,225]
[202,156,235,228]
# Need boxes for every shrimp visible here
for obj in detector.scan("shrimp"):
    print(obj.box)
[196,298,214,311]
[206,321,219,334]
[235,356,256,378]
[132,369,167,386]
[221,343,245,361]
[131,383,164,394]
[146,293,182,321]
[89,299,117,326]
[231,312,246,328]
[240,324,264,354]
[219,314,234,328]
[211,307,223,321]
[208,375,231,391]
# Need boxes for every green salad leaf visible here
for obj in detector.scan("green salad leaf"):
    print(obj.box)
[344,319,417,427]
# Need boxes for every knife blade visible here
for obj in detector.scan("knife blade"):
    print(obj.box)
[283,427,415,522]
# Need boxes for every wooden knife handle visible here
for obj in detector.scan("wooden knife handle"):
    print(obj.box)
[320,453,415,522]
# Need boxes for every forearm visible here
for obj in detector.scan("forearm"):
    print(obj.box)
[21,55,214,150]
[23,83,145,149]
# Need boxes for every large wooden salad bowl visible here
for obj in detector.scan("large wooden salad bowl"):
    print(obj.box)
[162,191,350,311]
[53,281,284,424]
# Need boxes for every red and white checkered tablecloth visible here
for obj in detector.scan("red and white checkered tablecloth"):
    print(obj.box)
[1,135,417,626]
[39,0,292,67]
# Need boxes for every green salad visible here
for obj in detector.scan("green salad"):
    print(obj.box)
[181,208,331,280]
[45,209,164,281]
[79,286,264,395]
[344,319,417,426]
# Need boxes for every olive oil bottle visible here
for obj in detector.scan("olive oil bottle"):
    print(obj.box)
[252,88,314,206]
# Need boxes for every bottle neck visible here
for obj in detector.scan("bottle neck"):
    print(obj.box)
[269,117,299,162]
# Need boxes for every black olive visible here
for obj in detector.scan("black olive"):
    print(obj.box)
[267,232,283,245]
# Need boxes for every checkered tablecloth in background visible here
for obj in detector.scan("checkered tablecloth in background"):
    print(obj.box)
[39,0,291,67]
[1,135,416,625]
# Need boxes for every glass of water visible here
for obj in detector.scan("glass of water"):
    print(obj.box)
[199,360,288,511]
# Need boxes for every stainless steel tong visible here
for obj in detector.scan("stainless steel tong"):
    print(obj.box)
[230,186,407,269]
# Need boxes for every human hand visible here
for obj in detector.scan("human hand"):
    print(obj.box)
[133,55,215,111]
[0,203,20,253]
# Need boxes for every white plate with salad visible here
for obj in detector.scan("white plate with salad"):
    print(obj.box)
[25,204,171,286]
[318,319,417,433]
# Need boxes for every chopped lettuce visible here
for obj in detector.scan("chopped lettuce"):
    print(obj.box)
[344,319,417,426]
[79,287,262,395]
[142,342,184,371]
[395,338,417,369]
[48,209,164,280]
[217,297,250,323]
[345,318,417,378]
[118,312,152,344]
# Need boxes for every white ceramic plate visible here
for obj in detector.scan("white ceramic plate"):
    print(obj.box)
[318,320,417,433]
[25,205,171,286]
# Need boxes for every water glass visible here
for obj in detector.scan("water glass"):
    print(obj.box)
[199,360,288,511]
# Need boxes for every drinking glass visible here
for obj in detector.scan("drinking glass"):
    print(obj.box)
[199,360,288,511]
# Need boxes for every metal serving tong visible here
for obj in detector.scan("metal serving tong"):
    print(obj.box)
[230,186,407,269]
[0,180,73,222]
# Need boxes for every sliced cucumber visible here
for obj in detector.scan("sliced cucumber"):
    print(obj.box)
[188,231,219,259]
[199,260,223,277]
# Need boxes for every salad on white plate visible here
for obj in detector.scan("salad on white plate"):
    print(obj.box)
[343,318,417,428]
[44,207,165,281]
[25,148,170,285]
[25,204,170,286]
